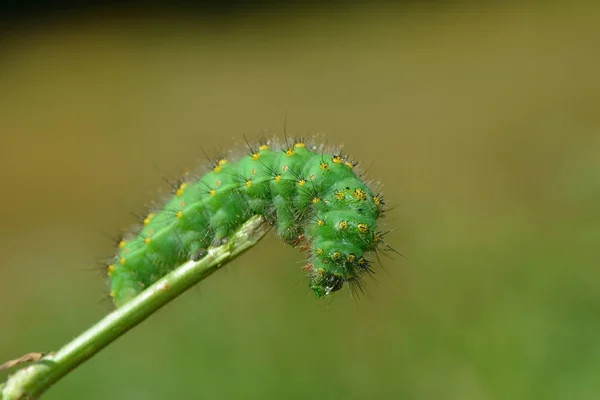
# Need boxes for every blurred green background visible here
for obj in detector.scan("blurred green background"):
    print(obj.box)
[1,1,599,399]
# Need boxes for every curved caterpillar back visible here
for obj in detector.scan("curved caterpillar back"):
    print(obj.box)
[107,138,388,307]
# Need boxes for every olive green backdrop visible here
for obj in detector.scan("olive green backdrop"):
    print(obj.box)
[1,2,599,399]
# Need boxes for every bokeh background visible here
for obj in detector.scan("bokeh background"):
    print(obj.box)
[1,1,599,399]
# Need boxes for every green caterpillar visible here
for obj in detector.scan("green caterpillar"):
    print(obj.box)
[107,139,386,307]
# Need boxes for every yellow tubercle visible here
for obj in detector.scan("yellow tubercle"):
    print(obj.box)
[176,183,188,197]
[373,195,382,207]
[213,159,227,173]
[143,213,155,225]
[354,188,367,201]
[357,223,370,233]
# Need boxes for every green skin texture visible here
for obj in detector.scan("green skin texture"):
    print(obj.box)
[109,144,381,307]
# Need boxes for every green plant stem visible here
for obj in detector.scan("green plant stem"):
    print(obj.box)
[0,216,269,400]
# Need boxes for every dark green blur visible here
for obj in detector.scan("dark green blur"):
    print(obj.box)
[1,2,599,399]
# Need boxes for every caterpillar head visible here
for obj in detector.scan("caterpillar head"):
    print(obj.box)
[309,271,345,298]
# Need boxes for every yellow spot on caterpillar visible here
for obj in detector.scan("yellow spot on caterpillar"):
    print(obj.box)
[176,211,183,219]
[312,197,320,203]
[317,219,325,226]
[210,189,217,196]
[110,291,115,298]
[180,201,186,207]
[274,175,282,182]
[107,264,115,276]
[118,240,126,249]
[245,180,252,187]
[309,174,316,180]
[358,258,368,267]
[120,257,127,265]
[145,237,152,244]
[285,148,295,156]
[282,164,289,172]
[320,162,329,170]
[354,189,367,200]
[298,179,306,187]
[347,254,356,263]
[251,153,261,161]
[294,142,305,148]
[216,180,222,187]
[259,144,270,151]
[357,223,370,233]
[143,213,155,225]
[251,169,256,176]
[332,155,343,164]
[317,268,326,275]
[373,195,381,206]
[332,251,342,260]
[176,183,188,197]
[334,191,345,200]
[213,159,228,172]
[316,248,324,255]
[338,221,349,230]
[345,161,355,169]
[375,231,383,243]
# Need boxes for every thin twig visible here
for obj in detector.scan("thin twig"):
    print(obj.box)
[0,215,269,400]
[0,354,46,373]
